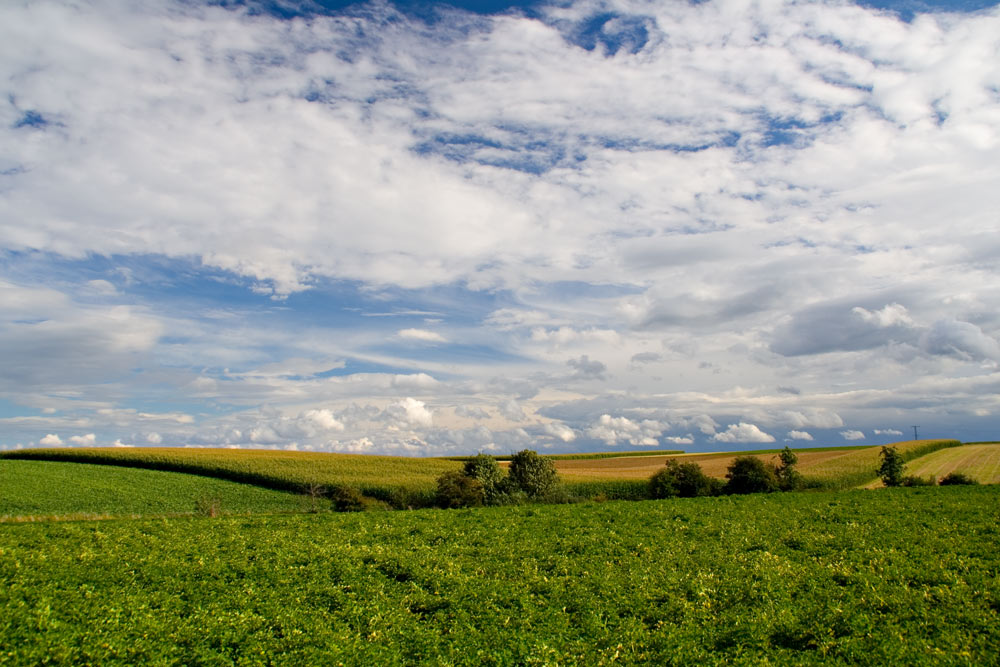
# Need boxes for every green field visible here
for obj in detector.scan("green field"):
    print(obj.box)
[0,459,316,521]
[1,487,997,665]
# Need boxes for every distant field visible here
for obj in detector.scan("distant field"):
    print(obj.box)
[0,460,315,521]
[1,447,460,506]
[2,487,997,665]
[888,443,1000,484]
[547,440,961,489]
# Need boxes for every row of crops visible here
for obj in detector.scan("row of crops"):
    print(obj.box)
[2,486,998,664]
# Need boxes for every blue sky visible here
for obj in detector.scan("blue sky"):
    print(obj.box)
[2,0,999,455]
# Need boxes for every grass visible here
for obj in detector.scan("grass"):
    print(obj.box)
[1,447,460,507]
[1,486,997,665]
[893,442,1000,484]
[0,460,316,521]
[802,439,962,489]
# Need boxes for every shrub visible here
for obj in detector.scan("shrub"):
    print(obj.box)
[463,454,506,504]
[195,496,222,517]
[878,446,905,487]
[901,475,935,487]
[776,446,804,491]
[650,460,720,498]
[435,471,485,509]
[725,456,779,495]
[507,449,559,498]
[329,485,366,512]
[939,472,978,486]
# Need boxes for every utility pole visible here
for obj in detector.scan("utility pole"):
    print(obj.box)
[911,425,920,440]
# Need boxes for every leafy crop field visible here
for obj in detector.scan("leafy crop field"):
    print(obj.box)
[0,460,315,521]
[2,486,997,665]
[1,447,460,506]
[898,443,1000,484]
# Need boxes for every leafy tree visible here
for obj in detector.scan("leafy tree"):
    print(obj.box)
[435,471,484,508]
[506,449,559,498]
[877,446,905,487]
[463,453,506,504]
[650,460,720,498]
[329,485,366,512]
[724,456,779,495]
[775,446,804,491]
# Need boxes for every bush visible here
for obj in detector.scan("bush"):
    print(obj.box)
[650,460,720,498]
[463,454,506,504]
[776,446,804,491]
[939,472,978,486]
[329,485,366,512]
[435,471,485,509]
[878,446,905,487]
[725,456,779,495]
[901,475,935,487]
[507,449,559,498]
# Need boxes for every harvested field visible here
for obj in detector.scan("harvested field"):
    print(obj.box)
[880,442,1000,485]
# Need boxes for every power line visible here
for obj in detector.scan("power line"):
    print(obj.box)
[911,425,920,440]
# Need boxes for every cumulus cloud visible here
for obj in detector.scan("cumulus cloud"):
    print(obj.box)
[498,399,526,422]
[840,430,866,441]
[665,434,695,446]
[787,430,814,441]
[39,434,63,446]
[455,405,491,420]
[567,355,607,380]
[587,414,665,447]
[874,428,903,435]
[712,423,776,444]
[68,433,97,446]
[385,398,434,428]
[543,421,576,442]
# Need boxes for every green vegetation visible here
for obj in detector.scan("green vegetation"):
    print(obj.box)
[1,447,460,508]
[878,445,906,487]
[649,460,721,498]
[903,443,1000,484]
[444,449,684,462]
[802,439,961,489]
[436,449,565,507]
[0,460,313,521]
[2,487,997,664]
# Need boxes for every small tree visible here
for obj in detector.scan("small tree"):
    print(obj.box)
[877,446,905,487]
[939,472,978,486]
[463,453,506,504]
[725,456,779,495]
[650,460,719,498]
[775,446,803,491]
[435,471,485,508]
[507,449,559,498]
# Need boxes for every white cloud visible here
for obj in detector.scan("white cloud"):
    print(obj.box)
[543,421,576,442]
[587,414,665,447]
[68,433,97,446]
[874,428,903,435]
[712,423,776,444]
[787,430,814,441]
[498,399,526,422]
[665,434,695,446]
[385,397,434,428]
[397,329,448,343]
[840,429,866,441]
[39,434,63,446]
[146,432,163,444]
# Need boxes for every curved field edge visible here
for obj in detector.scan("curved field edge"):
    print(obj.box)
[1,487,998,665]
[0,460,316,521]
[0,447,460,507]
[882,442,1000,485]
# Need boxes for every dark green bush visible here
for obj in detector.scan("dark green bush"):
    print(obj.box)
[939,472,978,486]
[329,485,366,512]
[725,456,779,495]
[435,471,485,508]
[650,460,720,498]
[463,453,506,504]
[901,475,935,487]
[776,446,804,491]
[507,449,559,498]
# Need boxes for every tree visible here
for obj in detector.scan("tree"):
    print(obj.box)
[463,453,506,504]
[650,460,720,498]
[877,446,905,487]
[506,449,559,498]
[724,456,779,494]
[775,446,803,491]
[435,471,484,508]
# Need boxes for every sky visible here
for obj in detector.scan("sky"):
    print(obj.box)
[2,0,999,456]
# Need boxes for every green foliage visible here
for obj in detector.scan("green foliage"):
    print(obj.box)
[0,460,312,520]
[2,487,998,664]
[901,475,936,487]
[878,446,905,487]
[649,460,721,498]
[435,471,485,509]
[328,485,366,512]
[939,472,979,486]
[776,446,804,491]
[725,456,780,494]
[462,454,506,504]
[506,449,559,498]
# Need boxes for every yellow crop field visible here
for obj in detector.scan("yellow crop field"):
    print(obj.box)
[891,443,1000,484]
[2,447,461,499]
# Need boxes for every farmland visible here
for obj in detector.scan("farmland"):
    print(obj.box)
[2,486,998,665]
[0,460,315,521]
